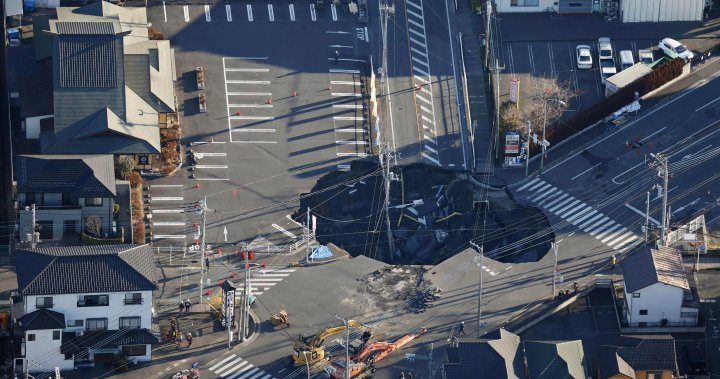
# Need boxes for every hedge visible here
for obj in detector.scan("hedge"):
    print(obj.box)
[129,172,146,243]
[530,58,686,154]
[81,227,124,245]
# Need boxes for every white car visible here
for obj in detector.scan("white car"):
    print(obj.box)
[638,49,654,65]
[598,37,613,60]
[658,38,694,61]
[576,45,593,69]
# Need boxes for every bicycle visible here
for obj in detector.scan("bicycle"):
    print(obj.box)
[543,5,556,13]
[604,12,619,22]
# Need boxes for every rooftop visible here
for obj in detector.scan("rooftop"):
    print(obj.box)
[15,154,116,198]
[445,328,527,379]
[621,246,690,293]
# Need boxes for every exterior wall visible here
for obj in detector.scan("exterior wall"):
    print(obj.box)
[621,0,703,22]
[121,344,152,361]
[24,329,73,372]
[496,0,556,13]
[17,195,114,241]
[24,291,152,330]
[634,370,674,379]
[625,282,684,324]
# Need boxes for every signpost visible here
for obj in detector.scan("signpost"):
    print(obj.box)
[221,280,236,348]
[508,77,520,107]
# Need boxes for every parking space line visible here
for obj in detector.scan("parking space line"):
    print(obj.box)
[163,1,167,22]
[226,4,232,22]
[228,104,273,108]
[183,5,189,22]
[246,4,253,21]
[329,69,361,74]
[227,92,273,96]
[310,4,317,21]
[330,80,361,85]
[231,128,276,132]
[226,80,271,84]
[334,116,365,121]
[230,116,274,120]
[150,184,183,188]
[225,68,270,72]
[331,3,337,21]
[268,4,274,21]
[289,4,295,21]
[204,4,211,22]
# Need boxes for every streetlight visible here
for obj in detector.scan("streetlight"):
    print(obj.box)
[540,98,567,171]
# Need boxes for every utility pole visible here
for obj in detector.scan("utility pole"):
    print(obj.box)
[380,144,395,258]
[199,197,208,303]
[525,122,532,177]
[493,59,503,159]
[469,241,486,337]
[551,242,558,300]
[650,154,669,246]
[334,315,350,379]
[306,207,311,263]
[645,191,650,243]
[243,258,250,341]
[30,204,36,248]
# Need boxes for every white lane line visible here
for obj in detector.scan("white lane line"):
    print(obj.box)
[228,104,273,108]
[229,116,275,120]
[331,92,362,97]
[333,116,365,121]
[151,209,185,214]
[225,68,270,72]
[330,69,361,74]
[152,222,186,226]
[209,355,237,371]
[231,141,278,144]
[331,80,361,85]
[625,204,661,225]
[696,96,720,111]
[204,4,211,22]
[272,224,297,238]
[226,4,232,21]
[640,126,667,143]
[333,104,363,109]
[151,197,183,201]
[226,80,271,84]
[246,4,253,21]
[326,30,351,34]
[310,4,317,21]
[195,165,229,169]
[329,44,353,49]
[570,163,602,181]
[289,3,295,21]
[153,235,186,239]
[227,92,273,96]
[422,152,441,165]
[150,184,182,188]
[268,4,274,21]
[331,3,338,21]
[231,128,276,132]
[163,1,167,22]
[183,5,189,22]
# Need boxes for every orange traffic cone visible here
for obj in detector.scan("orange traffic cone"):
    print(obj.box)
[267,98,273,104]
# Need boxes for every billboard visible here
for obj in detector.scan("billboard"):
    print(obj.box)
[505,132,520,154]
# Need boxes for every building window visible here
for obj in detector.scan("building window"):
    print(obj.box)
[35,296,53,309]
[64,353,73,360]
[632,293,640,298]
[121,344,147,356]
[647,372,662,379]
[510,0,539,6]
[78,294,109,307]
[681,311,698,318]
[53,331,60,340]
[119,317,141,329]
[27,334,36,342]
[85,197,103,206]
[67,320,84,327]
[124,293,142,305]
[639,309,648,315]
[86,318,108,331]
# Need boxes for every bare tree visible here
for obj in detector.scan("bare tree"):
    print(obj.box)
[517,75,579,136]
[115,156,136,180]
[85,216,102,237]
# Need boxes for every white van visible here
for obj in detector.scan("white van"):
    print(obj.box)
[619,50,635,71]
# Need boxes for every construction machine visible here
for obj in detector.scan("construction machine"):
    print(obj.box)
[326,327,427,379]
[292,320,371,367]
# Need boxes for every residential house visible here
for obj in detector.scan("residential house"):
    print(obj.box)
[620,246,699,326]
[598,335,679,379]
[444,328,526,379]
[31,1,176,164]
[495,0,704,21]
[523,340,587,379]
[15,154,124,242]
[12,245,158,373]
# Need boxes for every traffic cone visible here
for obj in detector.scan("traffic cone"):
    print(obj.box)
[231,272,235,279]
[206,289,210,296]
[418,84,423,91]
[217,248,221,255]
[327,84,332,91]
[195,183,200,189]
[292,91,297,97]
[267,98,273,105]
[235,110,241,116]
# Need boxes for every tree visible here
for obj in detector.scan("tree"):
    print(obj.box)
[115,156,136,180]
[85,216,102,237]
[517,75,579,137]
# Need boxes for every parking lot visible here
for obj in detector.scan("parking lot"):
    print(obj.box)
[146,184,189,249]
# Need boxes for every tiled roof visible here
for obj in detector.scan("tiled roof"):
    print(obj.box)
[598,335,678,378]
[15,154,116,197]
[58,34,118,88]
[61,328,159,354]
[597,346,635,379]
[445,329,526,379]
[54,21,116,35]
[15,245,157,296]
[621,246,689,293]
[19,308,65,331]
[524,340,586,379]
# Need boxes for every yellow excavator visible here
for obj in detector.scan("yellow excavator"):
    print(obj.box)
[292,320,372,367]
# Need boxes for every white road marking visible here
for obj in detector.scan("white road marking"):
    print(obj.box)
[268,4,274,21]
[151,209,185,214]
[330,69,361,74]
[246,4,253,21]
[326,31,350,34]
[226,4,232,21]
[640,126,667,142]
[195,165,229,169]
[183,5,189,22]
[225,68,270,72]
[422,152,440,165]
[331,3,338,21]
[228,104,273,108]
[196,178,231,181]
[230,116,274,120]
[329,44,353,49]
[150,184,183,188]
[224,57,268,60]
[338,164,351,169]
[331,80,361,85]
[327,58,366,62]
[151,197,183,201]
[411,47,428,57]
[227,92,273,96]
[310,4,317,21]
[333,116,365,121]
[289,3,295,21]
[272,224,297,238]
[331,92,362,97]
[333,104,363,109]
[570,163,601,181]
[163,1,167,22]
[337,152,368,157]
[226,80,271,85]
[231,141,278,144]
[335,128,364,133]
[336,140,368,145]
[153,235,186,239]
[231,128,276,132]
[204,4,211,22]
[209,355,237,371]
[696,96,720,111]
[152,222,185,226]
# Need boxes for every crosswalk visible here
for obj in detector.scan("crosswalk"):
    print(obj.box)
[239,268,296,296]
[404,0,440,166]
[208,354,276,379]
[147,184,187,248]
[168,3,342,24]
[516,178,640,252]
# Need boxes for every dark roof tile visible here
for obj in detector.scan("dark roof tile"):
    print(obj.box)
[621,246,689,293]
[61,328,159,354]
[19,308,66,330]
[15,154,116,197]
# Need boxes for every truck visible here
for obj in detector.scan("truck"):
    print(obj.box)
[598,37,617,84]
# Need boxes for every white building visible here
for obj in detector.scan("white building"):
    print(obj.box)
[12,244,158,373]
[495,0,705,22]
[620,246,699,326]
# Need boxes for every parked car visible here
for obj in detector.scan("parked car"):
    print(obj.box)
[600,59,617,83]
[598,37,613,60]
[658,38,694,61]
[619,50,634,70]
[576,45,593,69]
[598,38,616,84]
[683,343,706,373]
[638,49,654,65]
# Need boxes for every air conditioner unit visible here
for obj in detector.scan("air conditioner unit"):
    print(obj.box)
[75,330,84,337]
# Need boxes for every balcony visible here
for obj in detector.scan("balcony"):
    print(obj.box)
[124,298,143,305]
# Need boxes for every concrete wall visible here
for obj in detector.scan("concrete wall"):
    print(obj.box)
[24,329,74,372]
[621,0,703,22]
[625,282,684,324]
[496,0,556,13]
[25,291,152,330]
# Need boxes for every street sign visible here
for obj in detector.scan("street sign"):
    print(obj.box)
[223,226,228,242]
[221,280,236,320]
[505,132,520,154]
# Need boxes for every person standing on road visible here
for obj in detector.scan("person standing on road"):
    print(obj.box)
[186,332,193,348]
[458,321,465,335]
[399,373,405,379]
[184,299,191,313]
[205,257,210,270]
[179,301,184,314]
[408,373,413,379]
[334,50,340,63]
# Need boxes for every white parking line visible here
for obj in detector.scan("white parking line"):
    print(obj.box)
[229,116,274,120]
[268,4,274,21]
[289,3,295,21]
[153,222,185,226]
[226,4,232,21]
[226,80,271,84]
[228,104,273,108]
[246,4,253,21]
[231,128,276,132]
[272,224,297,238]
[310,4,317,21]
[331,3,338,21]
[151,197,184,201]
[329,69,361,74]
[183,5,189,22]
[225,68,270,72]
[204,4,211,22]
[163,1,167,22]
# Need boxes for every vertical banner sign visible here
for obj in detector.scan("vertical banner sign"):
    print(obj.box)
[312,215,317,233]
[505,132,520,154]
[508,77,520,107]
[221,281,236,320]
